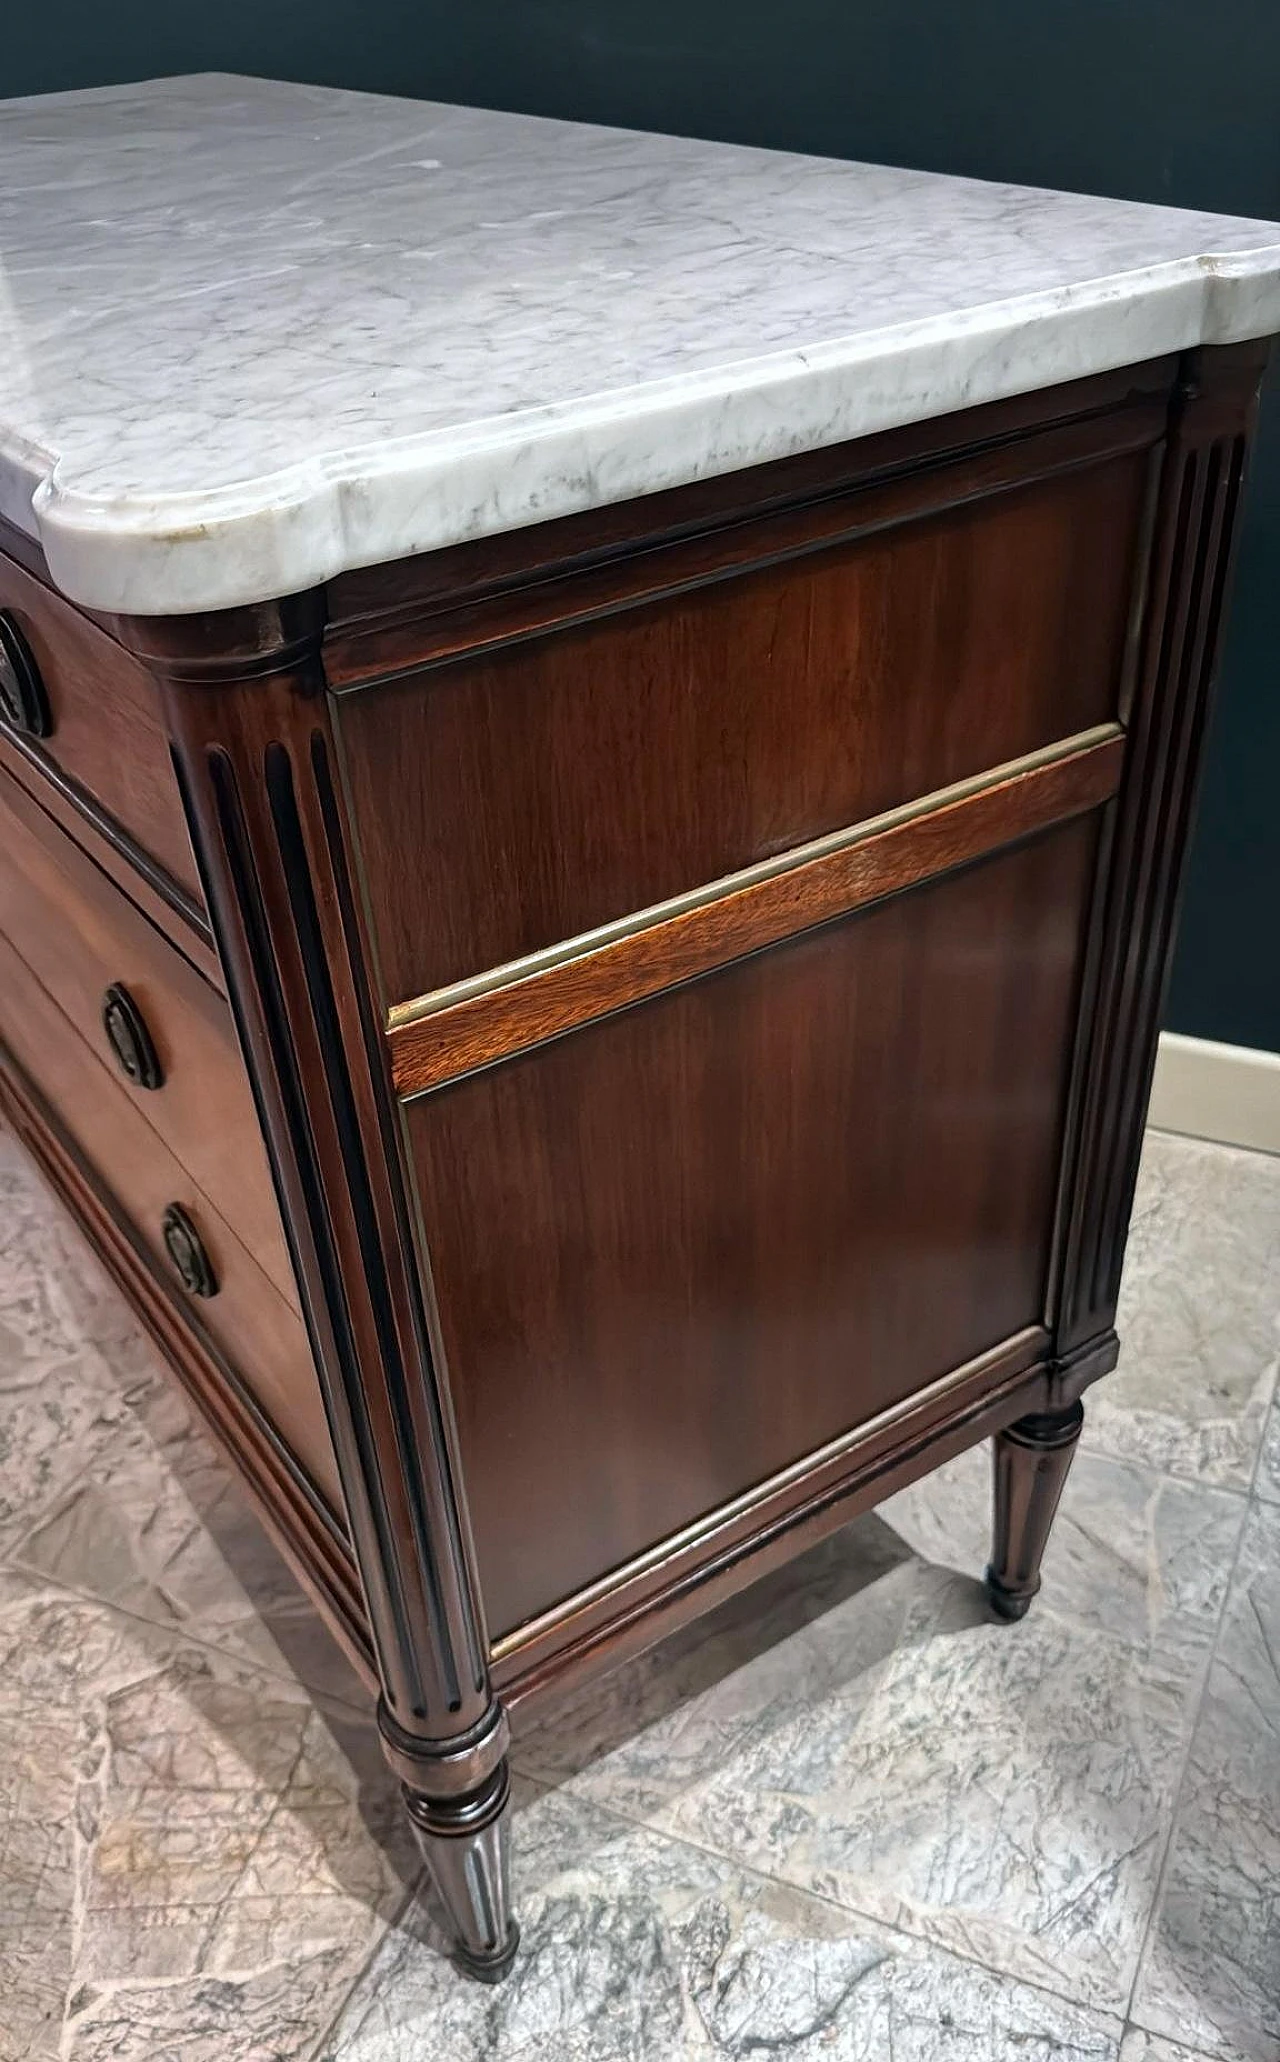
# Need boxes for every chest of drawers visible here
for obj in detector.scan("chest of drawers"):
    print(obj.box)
[1,74,1277,1983]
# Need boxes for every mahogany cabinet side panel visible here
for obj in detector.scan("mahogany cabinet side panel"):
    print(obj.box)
[405,817,1099,1640]
[337,442,1153,1006]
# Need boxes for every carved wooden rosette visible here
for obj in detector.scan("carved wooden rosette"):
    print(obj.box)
[149,615,517,1979]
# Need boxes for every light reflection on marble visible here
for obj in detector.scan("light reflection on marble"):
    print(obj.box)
[1132,1499,1280,2062]
[1085,1133,1280,1491]
[324,1788,1126,2062]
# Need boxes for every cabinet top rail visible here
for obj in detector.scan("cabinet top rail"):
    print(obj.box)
[2,72,1277,615]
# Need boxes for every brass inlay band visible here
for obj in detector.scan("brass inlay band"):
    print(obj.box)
[488,1322,1047,1664]
[389,723,1125,1098]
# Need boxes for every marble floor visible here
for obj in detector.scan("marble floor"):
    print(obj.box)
[0,1124,1277,2062]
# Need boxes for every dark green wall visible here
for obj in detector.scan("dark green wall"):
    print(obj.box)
[7,2,1279,1046]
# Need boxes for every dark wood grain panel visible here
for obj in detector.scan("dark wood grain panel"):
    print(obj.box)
[339,445,1152,1005]
[388,726,1123,1095]
[333,408,1161,681]
[0,927,342,1513]
[0,541,202,900]
[406,816,1099,1639]
[0,762,297,1309]
[492,1327,1052,1702]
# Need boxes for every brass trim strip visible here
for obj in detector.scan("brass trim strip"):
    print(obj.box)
[389,723,1121,1036]
[387,724,1125,1095]
[489,1323,1046,1664]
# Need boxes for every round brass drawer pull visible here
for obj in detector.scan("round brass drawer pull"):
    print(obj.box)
[161,1203,218,1299]
[102,982,165,1090]
[0,612,53,739]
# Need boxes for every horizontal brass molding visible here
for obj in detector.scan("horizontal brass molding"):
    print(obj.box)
[489,1322,1049,1669]
[388,723,1125,1098]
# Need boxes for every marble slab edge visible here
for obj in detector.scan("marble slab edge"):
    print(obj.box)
[10,251,1280,619]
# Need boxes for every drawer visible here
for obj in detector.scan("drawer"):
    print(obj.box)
[335,430,1155,1010]
[0,763,296,1310]
[0,927,342,1514]
[0,544,201,901]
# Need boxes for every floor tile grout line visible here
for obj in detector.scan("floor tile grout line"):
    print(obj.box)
[1075,1446,1257,1501]
[1146,1125,1280,1168]
[1079,1344,1279,1505]
[0,1416,141,1569]
[1120,1345,1276,2035]
[320,1761,1044,2062]
[0,1552,373,1719]
[1117,2010,1217,2061]
[301,1867,431,2062]
[508,1764,1128,2033]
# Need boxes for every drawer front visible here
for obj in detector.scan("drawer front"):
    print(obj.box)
[0,545,201,901]
[406,815,1100,1639]
[0,764,296,1310]
[337,432,1154,1011]
[0,927,342,1513]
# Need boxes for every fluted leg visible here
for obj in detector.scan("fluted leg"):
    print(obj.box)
[985,1401,1084,1621]
[404,1762,519,1982]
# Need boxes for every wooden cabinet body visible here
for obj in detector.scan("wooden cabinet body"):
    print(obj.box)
[0,344,1267,1977]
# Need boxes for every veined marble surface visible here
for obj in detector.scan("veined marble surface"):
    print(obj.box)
[1,74,1278,614]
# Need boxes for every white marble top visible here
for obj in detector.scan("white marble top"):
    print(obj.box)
[1,72,1278,615]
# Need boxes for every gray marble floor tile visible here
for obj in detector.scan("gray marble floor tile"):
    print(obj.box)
[1254,1388,1280,1507]
[325,1786,1126,2062]
[13,1373,369,1710]
[515,1450,1243,2016]
[1120,2033,1220,2062]
[0,1568,415,2062]
[0,1135,157,1553]
[1086,1132,1280,1490]
[1131,1499,1280,2062]
[0,1132,156,1371]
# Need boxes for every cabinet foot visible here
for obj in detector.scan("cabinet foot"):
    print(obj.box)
[403,1762,519,1982]
[985,1401,1084,1621]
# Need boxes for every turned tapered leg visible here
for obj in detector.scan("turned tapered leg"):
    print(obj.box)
[985,1401,1084,1621]
[403,1763,519,1982]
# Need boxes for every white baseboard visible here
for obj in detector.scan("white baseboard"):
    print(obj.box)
[1148,1032,1280,1157]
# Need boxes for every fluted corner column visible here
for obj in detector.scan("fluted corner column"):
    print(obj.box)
[139,605,519,1980]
